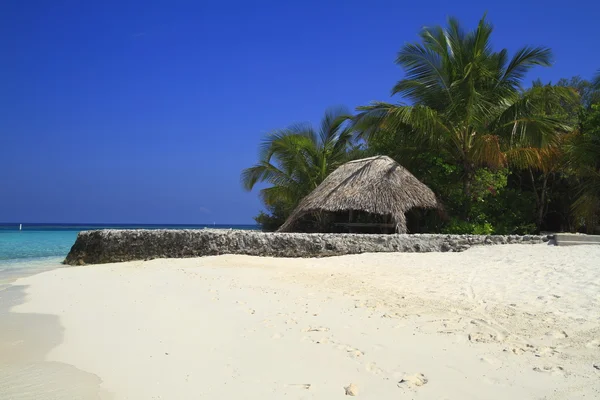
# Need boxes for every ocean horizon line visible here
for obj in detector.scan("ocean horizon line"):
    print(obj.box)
[0,222,258,227]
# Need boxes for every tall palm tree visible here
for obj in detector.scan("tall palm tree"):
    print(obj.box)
[241,107,357,221]
[567,99,600,232]
[506,80,580,228]
[355,15,575,197]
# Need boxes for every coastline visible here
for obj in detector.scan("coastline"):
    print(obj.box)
[0,257,64,292]
[1,244,599,399]
[0,256,109,399]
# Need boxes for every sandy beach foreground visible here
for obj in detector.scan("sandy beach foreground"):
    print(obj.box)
[1,244,599,399]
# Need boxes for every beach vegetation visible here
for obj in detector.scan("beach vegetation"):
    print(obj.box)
[241,107,360,231]
[243,16,600,234]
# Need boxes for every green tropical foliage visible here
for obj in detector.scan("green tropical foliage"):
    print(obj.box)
[243,15,600,234]
[355,16,575,196]
[241,107,359,230]
[568,103,600,231]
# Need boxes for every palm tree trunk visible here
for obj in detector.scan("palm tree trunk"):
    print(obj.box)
[529,168,549,230]
[537,174,549,229]
[529,169,541,227]
[463,161,474,198]
[463,175,472,198]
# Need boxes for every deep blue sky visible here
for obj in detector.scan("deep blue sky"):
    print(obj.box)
[1,1,598,224]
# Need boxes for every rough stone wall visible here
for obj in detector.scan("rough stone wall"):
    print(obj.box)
[63,229,553,265]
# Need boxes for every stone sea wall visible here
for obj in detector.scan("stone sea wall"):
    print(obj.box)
[63,229,553,265]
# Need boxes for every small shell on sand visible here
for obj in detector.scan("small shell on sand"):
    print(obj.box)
[344,383,358,396]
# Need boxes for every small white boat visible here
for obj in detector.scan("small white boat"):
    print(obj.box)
[19,224,22,231]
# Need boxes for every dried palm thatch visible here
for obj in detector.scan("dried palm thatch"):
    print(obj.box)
[278,156,441,233]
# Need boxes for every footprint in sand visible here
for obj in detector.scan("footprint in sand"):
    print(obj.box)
[585,340,600,349]
[468,332,500,343]
[271,332,284,340]
[314,337,330,344]
[303,335,330,344]
[302,326,330,332]
[533,365,566,376]
[535,346,559,357]
[263,320,276,328]
[365,362,383,375]
[341,345,364,358]
[508,347,525,355]
[545,330,568,339]
[300,335,329,345]
[397,373,428,389]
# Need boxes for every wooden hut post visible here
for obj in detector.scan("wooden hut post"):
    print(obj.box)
[395,213,407,234]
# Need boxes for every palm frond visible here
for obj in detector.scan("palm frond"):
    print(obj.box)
[445,16,466,60]
[241,162,295,191]
[470,134,506,169]
[357,102,449,140]
[243,107,360,218]
[493,85,576,147]
[501,46,552,87]
[394,42,449,102]
[506,147,542,170]
[471,15,494,57]
[319,106,353,147]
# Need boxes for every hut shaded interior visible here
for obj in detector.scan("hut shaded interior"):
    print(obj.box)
[283,208,442,234]
[283,210,396,234]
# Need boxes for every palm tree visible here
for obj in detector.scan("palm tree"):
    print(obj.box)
[567,99,600,232]
[241,107,357,228]
[507,81,580,228]
[355,15,575,198]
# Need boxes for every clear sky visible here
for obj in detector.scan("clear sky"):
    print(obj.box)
[1,0,599,224]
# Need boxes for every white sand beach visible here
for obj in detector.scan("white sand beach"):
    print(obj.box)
[1,243,599,399]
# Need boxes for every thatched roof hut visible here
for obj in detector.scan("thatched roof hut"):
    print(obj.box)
[277,156,441,233]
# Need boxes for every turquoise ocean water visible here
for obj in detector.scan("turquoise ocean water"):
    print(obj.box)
[0,224,258,278]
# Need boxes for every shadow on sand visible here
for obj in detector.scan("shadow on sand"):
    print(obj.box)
[0,283,112,399]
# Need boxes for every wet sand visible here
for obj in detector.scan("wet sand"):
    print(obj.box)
[0,279,110,399]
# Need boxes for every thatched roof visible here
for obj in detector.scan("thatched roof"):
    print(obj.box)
[277,156,441,233]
